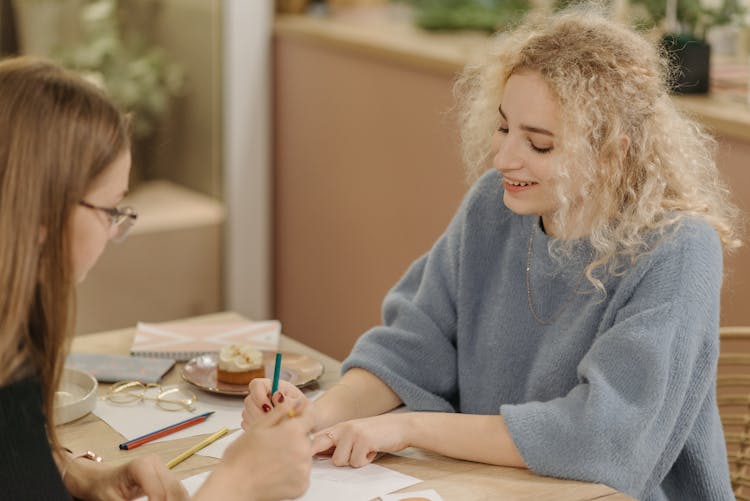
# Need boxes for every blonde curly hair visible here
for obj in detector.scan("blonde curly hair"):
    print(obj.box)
[455,7,741,290]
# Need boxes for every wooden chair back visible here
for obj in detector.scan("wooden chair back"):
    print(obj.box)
[719,326,750,500]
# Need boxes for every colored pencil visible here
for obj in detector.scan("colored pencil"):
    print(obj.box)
[166,426,229,469]
[271,352,283,395]
[119,411,215,450]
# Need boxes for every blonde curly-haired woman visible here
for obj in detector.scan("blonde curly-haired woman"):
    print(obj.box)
[244,9,739,500]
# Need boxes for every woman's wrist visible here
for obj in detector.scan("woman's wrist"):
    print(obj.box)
[195,462,259,501]
[60,449,103,498]
[400,412,419,448]
[313,383,358,430]
[61,450,102,480]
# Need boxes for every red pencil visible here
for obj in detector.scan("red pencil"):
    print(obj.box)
[118,411,215,450]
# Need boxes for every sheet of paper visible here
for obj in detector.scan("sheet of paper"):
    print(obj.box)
[181,471,212,496]
[158,460,420,501]
[381,488,445,501]
[93,384,244,443]
[134,471,210,501]
[291,460,421,501]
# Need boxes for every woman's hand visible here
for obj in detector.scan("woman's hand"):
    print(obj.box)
[64,453,187,501]
[311,413,412,468]
[241,378,308,430]
[197,399,315,501]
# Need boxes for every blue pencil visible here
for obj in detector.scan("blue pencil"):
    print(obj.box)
[119,411,215,450]
[271,352,283,396]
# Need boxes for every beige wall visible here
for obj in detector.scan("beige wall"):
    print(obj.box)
[273,35,467,360]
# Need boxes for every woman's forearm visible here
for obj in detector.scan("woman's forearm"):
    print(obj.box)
[314,368,402,430]
[194,463,258,501]
[405,412,527,468]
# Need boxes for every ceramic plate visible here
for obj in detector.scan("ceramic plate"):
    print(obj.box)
[181,351,324,396]
[55,367,98,425]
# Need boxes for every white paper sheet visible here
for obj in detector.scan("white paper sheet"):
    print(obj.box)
[93,385,244,444]
[133,471,210,501]
[292,460,421,501]
[181,471,212,496]
[162,460,420,501]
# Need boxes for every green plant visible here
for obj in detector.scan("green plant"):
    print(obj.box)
[54,0,184,138]
[396,0,532,32]
[629,0,745,39]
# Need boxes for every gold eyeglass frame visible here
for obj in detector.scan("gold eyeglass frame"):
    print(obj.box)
[103,381,197,412]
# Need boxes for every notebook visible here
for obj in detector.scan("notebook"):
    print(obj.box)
[66,353,175,384]
[130,319,281,361]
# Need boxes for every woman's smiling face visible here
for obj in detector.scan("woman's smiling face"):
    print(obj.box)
[492,69,565,234]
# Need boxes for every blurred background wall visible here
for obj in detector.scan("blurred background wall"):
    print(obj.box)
[1,0,273,334]
[3,0,750,361]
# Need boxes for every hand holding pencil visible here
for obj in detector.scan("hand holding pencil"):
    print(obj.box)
[194,398,315,501]
[241,372,310,431]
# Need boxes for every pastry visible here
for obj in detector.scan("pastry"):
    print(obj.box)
[216,344,265,385]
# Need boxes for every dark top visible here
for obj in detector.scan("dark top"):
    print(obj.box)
[0,377,72,500]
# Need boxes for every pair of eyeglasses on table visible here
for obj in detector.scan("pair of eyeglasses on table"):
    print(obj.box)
[103,381,197,412]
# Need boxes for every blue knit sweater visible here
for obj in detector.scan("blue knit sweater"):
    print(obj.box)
[342,169,733,500]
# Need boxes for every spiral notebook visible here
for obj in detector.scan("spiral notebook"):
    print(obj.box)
[130,319,281,361]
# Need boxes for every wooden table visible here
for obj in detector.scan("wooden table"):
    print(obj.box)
[60,312,634,500]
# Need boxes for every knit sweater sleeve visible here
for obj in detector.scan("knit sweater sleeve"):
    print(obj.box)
[500,221,724,498]
[0,377,72,500]
[340,178,481,412]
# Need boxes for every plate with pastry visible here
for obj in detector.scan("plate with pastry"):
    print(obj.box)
[181,344,324,396]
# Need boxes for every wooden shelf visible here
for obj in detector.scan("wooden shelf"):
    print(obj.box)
[125,180,226,235]
[76,181,226,335]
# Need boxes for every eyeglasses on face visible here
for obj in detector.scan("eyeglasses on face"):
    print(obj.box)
[79,200,138,242]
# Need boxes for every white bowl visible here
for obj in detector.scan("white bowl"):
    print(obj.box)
[54,367,98,425]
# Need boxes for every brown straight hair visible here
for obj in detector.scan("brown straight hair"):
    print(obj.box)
[0,57,130,446]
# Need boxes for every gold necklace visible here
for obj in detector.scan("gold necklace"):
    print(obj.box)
[525,222,586,325]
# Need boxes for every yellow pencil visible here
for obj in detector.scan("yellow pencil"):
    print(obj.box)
[166,426,229,469]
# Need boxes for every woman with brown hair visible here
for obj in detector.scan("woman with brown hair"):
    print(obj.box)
[0,57,314,501]
[244,8,739,500]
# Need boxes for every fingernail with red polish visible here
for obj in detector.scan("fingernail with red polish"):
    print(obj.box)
[277,393,285,403]
[262,403,271,413]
